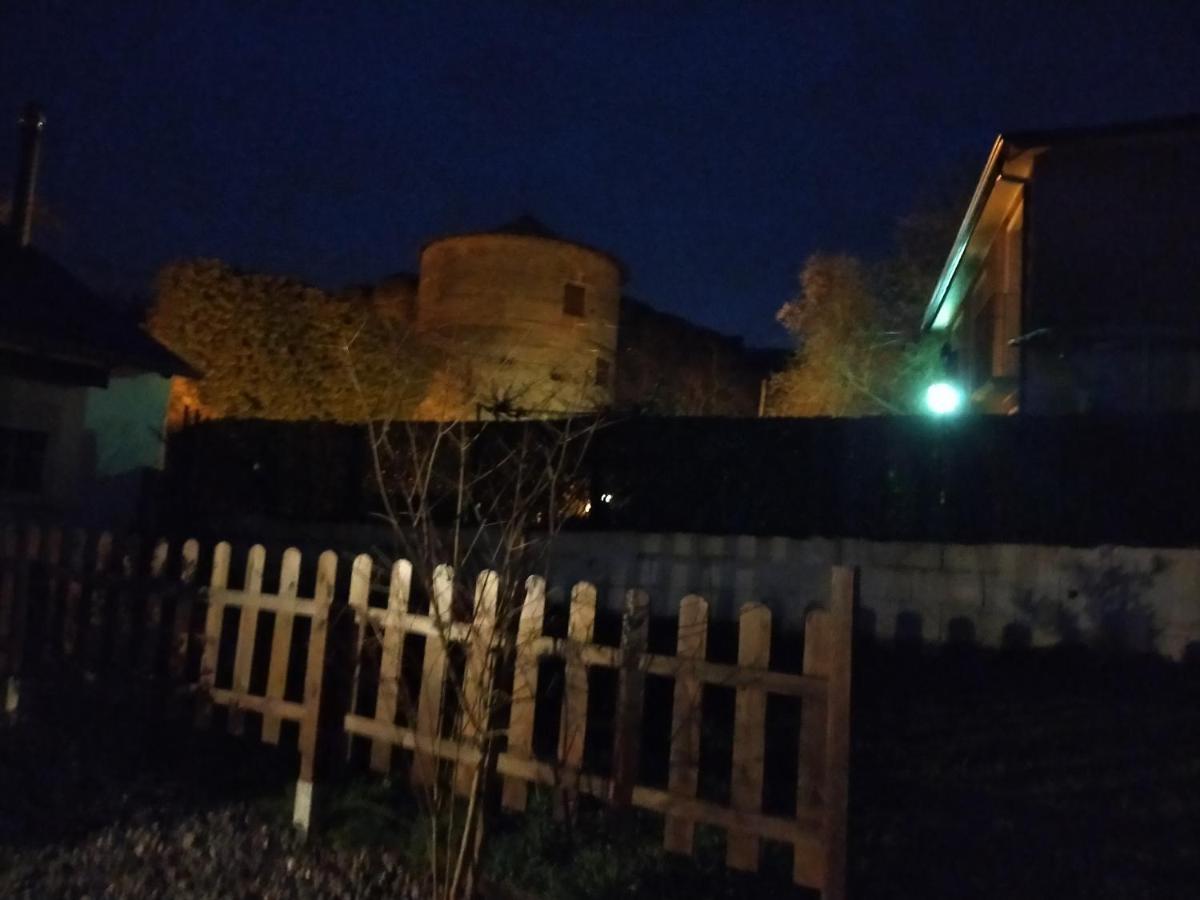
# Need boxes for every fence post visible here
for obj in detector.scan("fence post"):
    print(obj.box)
[610,588,649,807]
[262,548,302,744]
[664,593,708,853]
[293,549,337,833]
[412,563,453,790]
[502,575,546,811]
[795,603,830,887]
[456,570,499,796]
[728,601,771,871]
[369,559,411,772]
[819,566,854,900]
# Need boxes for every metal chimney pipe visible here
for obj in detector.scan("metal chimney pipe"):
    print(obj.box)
[9,102,45,247]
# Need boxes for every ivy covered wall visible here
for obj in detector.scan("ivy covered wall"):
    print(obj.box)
[148,260,440,423]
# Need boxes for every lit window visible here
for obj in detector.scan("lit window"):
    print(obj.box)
[563,283,586,317]
[595,357,610,387]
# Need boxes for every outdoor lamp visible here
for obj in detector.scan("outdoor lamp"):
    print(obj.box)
[924,344,964,416]
[924,380,964,415]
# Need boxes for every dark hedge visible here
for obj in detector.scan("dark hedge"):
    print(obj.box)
[163,414,1200,547]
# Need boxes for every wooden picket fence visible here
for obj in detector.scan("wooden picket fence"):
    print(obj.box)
[0,524,853,899]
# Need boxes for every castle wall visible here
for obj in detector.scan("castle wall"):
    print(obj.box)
[415,233,620,417]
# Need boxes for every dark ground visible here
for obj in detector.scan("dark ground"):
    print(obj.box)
[850,642,1200,899]
[0,680,421,900]
[1,643,1198,899]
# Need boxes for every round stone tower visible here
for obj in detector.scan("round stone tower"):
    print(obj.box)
[413,216,622,419]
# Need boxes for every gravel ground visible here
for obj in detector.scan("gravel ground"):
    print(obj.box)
[0,804,421,900]
[0,678,427,900]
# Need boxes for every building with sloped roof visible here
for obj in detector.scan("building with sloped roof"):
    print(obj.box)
[1,104,191,523]
[923,115,1200,413]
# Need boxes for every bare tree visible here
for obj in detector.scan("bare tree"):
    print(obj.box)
[342,336,601,900]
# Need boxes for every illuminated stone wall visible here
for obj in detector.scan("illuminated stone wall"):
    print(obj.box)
[151,224,778,423]
[150,261,436,424]
[413,231,621,419]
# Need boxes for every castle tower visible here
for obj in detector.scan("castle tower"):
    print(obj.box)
[413,216,622,419]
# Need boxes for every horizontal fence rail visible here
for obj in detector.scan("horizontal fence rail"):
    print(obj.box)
[0,523,853,899]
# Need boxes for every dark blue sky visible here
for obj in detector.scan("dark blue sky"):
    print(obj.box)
[1,2,1197,345]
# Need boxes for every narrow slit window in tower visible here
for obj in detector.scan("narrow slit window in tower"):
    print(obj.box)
[563,283,586,317]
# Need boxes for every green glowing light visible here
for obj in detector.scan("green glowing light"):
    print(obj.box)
[924,381,964,416]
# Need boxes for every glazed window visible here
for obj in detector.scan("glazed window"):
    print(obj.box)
[563,283,586,317]
[595,358,610,387]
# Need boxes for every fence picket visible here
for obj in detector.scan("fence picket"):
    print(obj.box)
[1,525,30,714]
[60,529,86,659]
[294,550,337,832]
[111,537,140,670]
[611,588,649,806]
[262,547,302,744]
[196,541,231,728]
[168,539,200,682]
[0,524,16,647]
[727,602,771,871]
[228,545,266,735]
[818,566,854,900]
[10,525,39,684]
[502,575,546,811]
[369,559,411,772]
[140,539,170,676]
[797,609,830,815]
[412,564,454,790]
[39,527,63,666]
[83,532,113,676]
[345,553,373,757]
[559,581,596,796]
[456,570,499,796]
[664,593,708,853]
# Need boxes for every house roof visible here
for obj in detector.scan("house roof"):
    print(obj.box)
[922,114,1200,331]
[1003,113,1200,152]
[0,234,195,380]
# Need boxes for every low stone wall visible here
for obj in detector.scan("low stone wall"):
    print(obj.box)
[547,533,1200,659]
[175,517,1200,659]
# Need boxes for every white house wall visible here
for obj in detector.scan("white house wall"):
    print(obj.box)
[0,374,88,508]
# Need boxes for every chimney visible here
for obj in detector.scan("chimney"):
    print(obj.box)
[9,102,45,248]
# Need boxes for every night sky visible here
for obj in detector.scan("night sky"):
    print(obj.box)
[1,2,1197,346]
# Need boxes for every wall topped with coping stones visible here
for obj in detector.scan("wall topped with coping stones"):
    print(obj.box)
[547,532,1200,659]
[163,515,1200,660]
